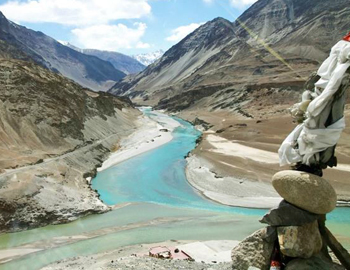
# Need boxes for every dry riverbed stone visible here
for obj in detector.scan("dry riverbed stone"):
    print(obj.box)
[277,221,322,258]
[272,170,337,214]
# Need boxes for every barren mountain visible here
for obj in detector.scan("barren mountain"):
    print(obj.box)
[0,51,140,232]
[0,11,126,91]
[82,49,145,75]
[63,43,146,75]
[109,0,350,116]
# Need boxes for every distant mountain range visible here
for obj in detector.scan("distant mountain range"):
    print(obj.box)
[61,42,146,75]
[132,50,164,66]
[109,0,350,114]
[0,12,126,91]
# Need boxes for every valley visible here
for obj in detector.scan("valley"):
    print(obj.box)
[0,110,349,270]
[0,0,350,269]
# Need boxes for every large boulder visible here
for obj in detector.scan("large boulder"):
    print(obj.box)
[278,221,323,258]
[272,170,337,214]
[231,228,275,270]
[260,200,319,226]
[285,254,345,270]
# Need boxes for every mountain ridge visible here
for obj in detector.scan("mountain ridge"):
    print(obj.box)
[62,42,146,75]
[109,0,350,116]
[0,11,126,91]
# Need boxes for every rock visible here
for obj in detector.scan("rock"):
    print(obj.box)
[260,200,319,226]
[193,118,213,131]
[263,226,278,243]
[278,221,323,258]
[272,170,337,214]
[285,254,345,270]
[216,128,226,133]
[232,228,275,270]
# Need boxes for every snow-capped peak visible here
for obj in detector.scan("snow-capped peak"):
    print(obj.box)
[58,41,84,53]
[132,50,164,66]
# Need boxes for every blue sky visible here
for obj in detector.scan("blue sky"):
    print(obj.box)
[0,0,257,55]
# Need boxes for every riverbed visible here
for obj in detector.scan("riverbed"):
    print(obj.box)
[0,110,349,270]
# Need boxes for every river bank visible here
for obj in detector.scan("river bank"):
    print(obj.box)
[99,108,181,171]
[179,109,350,207]
[0,108,181,234]
[0,105,141,233]
[186,155,282,209]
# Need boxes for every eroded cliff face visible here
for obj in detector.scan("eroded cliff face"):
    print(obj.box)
[109,0,350,118]
[0,58,140,232]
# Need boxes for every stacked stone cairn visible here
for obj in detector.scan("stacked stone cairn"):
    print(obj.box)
[231,170,350,270]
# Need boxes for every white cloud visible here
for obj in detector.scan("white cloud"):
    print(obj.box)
[0,0,153,51]
[72,23,150,51]
[166,23,204,42]
[229,0,257,8]
[202,0,257,9]
[0,0,151,26]
[136,42,151,49]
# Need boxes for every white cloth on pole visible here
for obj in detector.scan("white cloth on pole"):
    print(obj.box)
[279,117,345,166]
[278,117,345,166]
[298,117,345,165]
[307,41,350,125]
[278,124,304,166]
[279,40,350,166]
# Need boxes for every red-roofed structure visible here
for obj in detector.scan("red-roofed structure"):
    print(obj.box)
[149,246,193,261]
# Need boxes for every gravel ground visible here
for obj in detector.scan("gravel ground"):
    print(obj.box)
[44,255,232,270]
[107,257,231,270]
[42,242,232,270]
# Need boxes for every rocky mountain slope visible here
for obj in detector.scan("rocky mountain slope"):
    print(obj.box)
[63,43,145,75]
[0,51,140,232]
[0,11,126,91]
[132,50,164,66]
[82,49,145,75]
[110,0,350,116]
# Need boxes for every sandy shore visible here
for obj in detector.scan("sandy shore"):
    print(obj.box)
[186,155,282,209]
[99,109,181,171]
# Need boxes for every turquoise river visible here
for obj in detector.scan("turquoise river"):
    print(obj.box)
[0,110,349,270]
